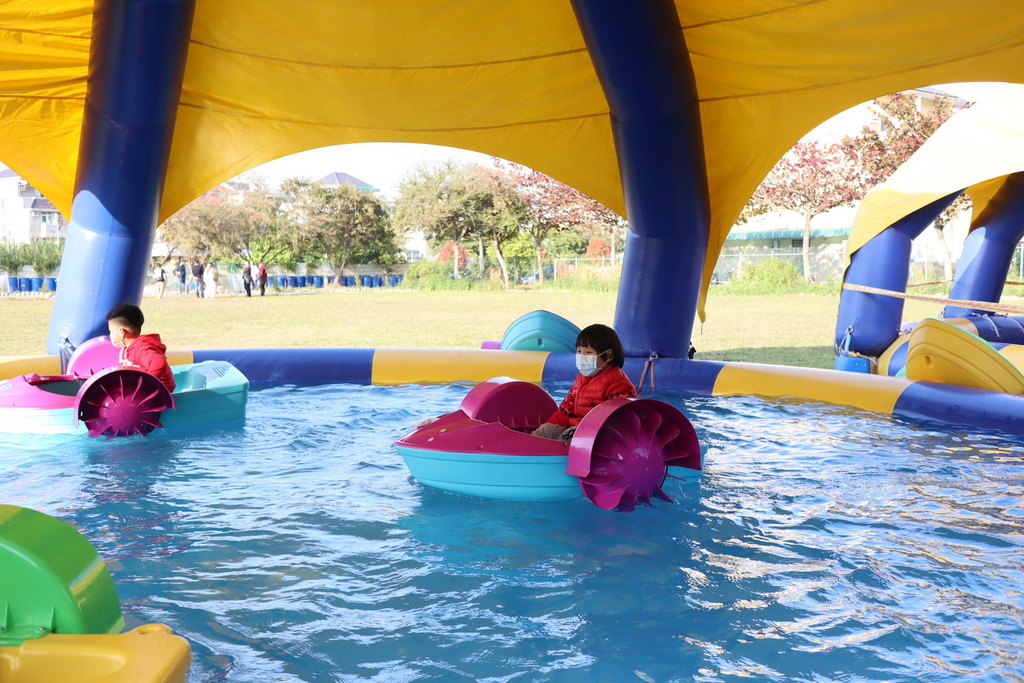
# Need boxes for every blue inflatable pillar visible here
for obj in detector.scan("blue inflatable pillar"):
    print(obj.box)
[570,0,709,359]
[835,193,959,358]
[46,0,196,353]
[944,173,1024,318]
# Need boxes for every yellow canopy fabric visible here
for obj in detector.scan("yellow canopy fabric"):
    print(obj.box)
[846,84,1024,272]
[3,1,1024,321]
[0,2,90,215]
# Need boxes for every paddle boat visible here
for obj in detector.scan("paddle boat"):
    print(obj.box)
[0,504,191,682]
[394,377,703,511]
[0,336,248,438]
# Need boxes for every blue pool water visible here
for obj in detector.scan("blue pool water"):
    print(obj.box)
[2,383,1023,682]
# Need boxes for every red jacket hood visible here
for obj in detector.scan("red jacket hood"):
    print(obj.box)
[132,334,167,353]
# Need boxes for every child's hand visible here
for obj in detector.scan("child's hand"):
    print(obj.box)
[414,416,440,428]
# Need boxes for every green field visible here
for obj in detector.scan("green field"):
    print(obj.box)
[0,289,941,367]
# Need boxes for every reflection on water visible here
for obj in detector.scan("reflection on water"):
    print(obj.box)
[1,384,1022,682]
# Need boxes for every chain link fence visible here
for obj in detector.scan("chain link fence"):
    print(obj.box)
[714,249,955,286]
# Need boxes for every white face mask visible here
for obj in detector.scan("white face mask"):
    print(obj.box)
[575,353,600,377]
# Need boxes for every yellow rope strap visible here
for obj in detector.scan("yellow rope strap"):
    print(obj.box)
[841,282,1024,316]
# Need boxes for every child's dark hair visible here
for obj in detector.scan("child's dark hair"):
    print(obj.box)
[576,324,625,368]
[105,302,144,333]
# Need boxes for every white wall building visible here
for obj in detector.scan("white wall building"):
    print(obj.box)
[0,169,65,244]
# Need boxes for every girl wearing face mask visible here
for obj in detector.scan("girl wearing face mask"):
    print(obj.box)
[532,323,637,441]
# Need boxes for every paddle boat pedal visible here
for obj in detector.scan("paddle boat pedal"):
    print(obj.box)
[394,377,703,511]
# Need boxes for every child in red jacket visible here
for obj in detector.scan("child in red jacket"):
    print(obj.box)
[532,323,636,440]
[105,302,176,392]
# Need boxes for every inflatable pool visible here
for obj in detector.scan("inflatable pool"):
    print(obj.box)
[393,377,703,511]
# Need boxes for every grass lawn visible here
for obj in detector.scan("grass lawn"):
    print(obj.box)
[0,288,942,368]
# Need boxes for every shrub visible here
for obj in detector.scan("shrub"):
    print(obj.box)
[0,241,29,275]
[544,267,620,292]
[727,258,804,294]
[400,259,501,291]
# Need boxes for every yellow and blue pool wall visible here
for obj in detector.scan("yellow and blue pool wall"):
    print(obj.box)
[8,347,1024,436]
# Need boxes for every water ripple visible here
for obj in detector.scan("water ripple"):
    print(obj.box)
[1,383,1023,682]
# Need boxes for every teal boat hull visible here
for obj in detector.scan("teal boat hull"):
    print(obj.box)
[394,444,581,501]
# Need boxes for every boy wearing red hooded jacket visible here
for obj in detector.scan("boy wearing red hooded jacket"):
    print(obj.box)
[532,323,636,440]
[105,302,176,392]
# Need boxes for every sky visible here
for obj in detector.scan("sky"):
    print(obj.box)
[251,142,495,200]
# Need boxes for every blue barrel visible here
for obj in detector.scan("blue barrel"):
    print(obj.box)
[388,275,399,287]
[277,275,287,287]
[297,276,306,287]
[361,275,371,287]
[313,276,324,288]
[287,276,298,288]
[30,277,43,292]
[7,276,18,292]
[45,277,57,291]
[346,276,355,287]
[327,275,335,285]
[19,277,31,292]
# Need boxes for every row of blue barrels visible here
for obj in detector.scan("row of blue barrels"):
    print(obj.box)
[7,276,57,292]
[273,275,403,288]
[274,275,326,288]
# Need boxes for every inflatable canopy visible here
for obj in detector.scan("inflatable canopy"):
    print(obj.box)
[3,0,1024,358]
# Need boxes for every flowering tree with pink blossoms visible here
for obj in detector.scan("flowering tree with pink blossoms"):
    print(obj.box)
[743,141,866,281]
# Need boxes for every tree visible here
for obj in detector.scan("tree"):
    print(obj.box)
[494,158,623,283]
[741,141,866,281]
[437,240,469,269]
[586,236,611,260]
[283,178,397,284]
[158,192,235,261]
[741,91,964,283]
[845,93,960,185]
[26,239,64,277]
[0,241,29,277]
[844,92,964,279]
[222,177,297,267]
[393,160,481,280]
[159,179,300,268]
[461,165,528,287]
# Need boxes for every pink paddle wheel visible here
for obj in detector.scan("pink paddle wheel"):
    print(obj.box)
[73,368,175,439]
[567,398,702,512]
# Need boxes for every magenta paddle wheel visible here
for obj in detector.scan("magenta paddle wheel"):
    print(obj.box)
[73,368,175,439]
[567,398,702,512]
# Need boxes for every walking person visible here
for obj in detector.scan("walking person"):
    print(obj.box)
[175,259,187,295]
[242,261,253,297]
[191,258,205,298]
[257,262,268,296]
[204,261,218,298]
[152,261,166,299]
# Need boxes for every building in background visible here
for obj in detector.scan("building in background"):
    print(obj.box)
[0,169,65,244]
[319,172,379,192]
